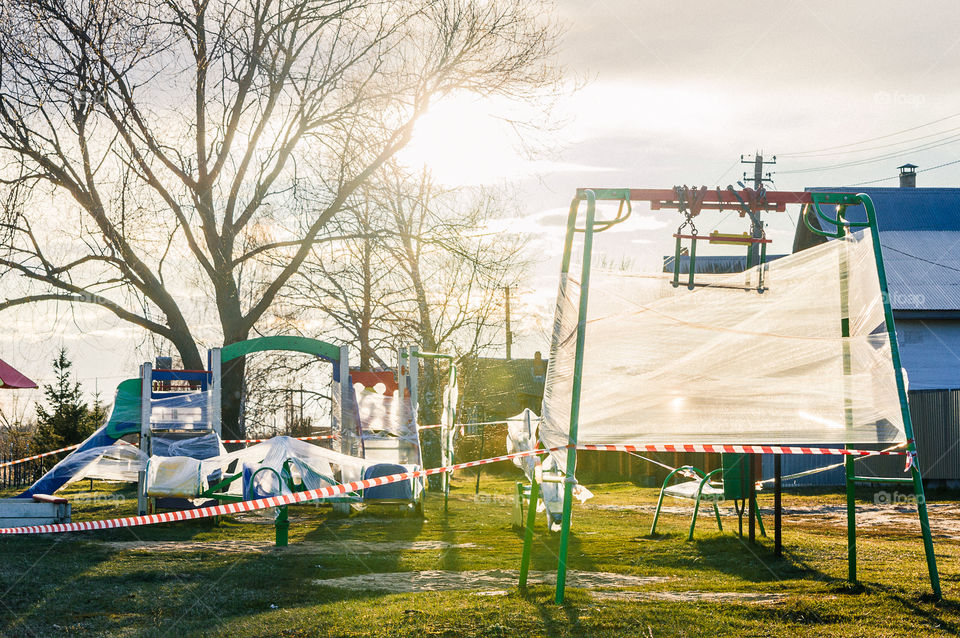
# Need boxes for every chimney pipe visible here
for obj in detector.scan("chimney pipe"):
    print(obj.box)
[898,163,917,188]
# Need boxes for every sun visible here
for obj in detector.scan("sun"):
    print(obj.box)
[397,93,526,186]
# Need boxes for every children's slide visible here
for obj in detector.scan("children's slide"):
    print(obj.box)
[18,379,142,498]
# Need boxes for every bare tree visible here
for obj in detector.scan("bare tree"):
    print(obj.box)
[283,163,527,414]
[0,0,559,436]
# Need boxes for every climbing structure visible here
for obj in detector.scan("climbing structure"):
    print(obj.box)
[520,187,940,603]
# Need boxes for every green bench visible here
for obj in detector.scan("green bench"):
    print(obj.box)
[650,453,765,540]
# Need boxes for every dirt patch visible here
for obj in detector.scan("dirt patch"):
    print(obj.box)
[591,502,960,539]
[593,590,788,604]
[97,540,480,554]
[314,570,670,592]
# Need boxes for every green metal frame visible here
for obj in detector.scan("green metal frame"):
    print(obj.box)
[528,189,941,604]
[804,193,941,598]
[221,335,341,364]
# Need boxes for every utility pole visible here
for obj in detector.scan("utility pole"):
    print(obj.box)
[740,152,777,544]
[504,285,513,360]
[740,152,777,266]
[741,152,776,190]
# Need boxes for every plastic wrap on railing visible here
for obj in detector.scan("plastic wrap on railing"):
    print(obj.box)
[149,391,212,430]
[440,381,459,468]
[41,444,147,488]
[145,436,368,499]
[355,386,419,445]
[332,379,363,458]
[506,409,540,479]
[505,409,591,529]
[542,229,906,468]
[150,431,224,459]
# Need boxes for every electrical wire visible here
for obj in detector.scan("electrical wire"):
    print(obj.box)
[783,125,960,159]
[842,157,960,187]
[779,110,960,157]
[779,132,960,175]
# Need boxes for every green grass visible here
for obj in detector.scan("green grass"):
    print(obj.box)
[0,473,958,636]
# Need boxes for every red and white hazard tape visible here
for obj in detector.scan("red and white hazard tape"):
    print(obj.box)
[221,435,336,444]
[0,441,908,535]
[0,443,81,469]
[576,443,906,457]
[0,447,554,536]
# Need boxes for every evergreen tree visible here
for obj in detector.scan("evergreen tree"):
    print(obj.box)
[33,349,100,453]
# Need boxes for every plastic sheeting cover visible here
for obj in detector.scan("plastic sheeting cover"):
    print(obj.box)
[149,391,212,430]
[146,436,367,499]
[355,385,418,445]
[49,443,147,488]
[542,230,906,462]
[505,409,592,531]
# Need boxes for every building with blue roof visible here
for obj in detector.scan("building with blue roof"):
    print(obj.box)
[784,168,960,484]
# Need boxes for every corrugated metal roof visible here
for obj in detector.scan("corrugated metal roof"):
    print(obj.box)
[880,231,960,311]
[807,187,960,231]
[803,187,960,311]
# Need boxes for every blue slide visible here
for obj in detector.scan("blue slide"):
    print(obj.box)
[18,379,141,498]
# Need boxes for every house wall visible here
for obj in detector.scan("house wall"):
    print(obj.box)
[762,388,960,485]
[897,319,960,391]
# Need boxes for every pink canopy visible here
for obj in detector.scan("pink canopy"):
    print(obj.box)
[0,358,37,389]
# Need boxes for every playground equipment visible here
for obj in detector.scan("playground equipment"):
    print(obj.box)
[17,336,430,525]
[399,349,458,507]
[518,187,941,603]
[650,453,765,541]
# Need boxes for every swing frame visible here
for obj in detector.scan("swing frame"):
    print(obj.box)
[518,187,942,604]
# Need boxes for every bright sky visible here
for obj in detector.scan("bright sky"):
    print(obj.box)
[5,0,960,404]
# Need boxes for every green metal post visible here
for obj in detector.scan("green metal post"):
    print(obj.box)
[518,475,540,588]
[555,190,598,604]
[517,194,582,593]
[860,195,941,599]
[687,236,697,290]
[839,224,857,584]
[672,235,682,287]
[275,505,289,547]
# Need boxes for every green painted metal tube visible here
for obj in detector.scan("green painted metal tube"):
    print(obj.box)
[518,475,540,588]
[672,235,682,288]
[554,190,598,605]
[517,194,580,594]
[687,236,697,290]
[838,227,857,585]
[275,505,289,547]
[860,194,941,599]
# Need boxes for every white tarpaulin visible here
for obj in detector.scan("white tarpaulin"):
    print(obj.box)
[541,229,906,461]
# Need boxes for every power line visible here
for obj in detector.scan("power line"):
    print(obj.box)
[784,125,960,159]
[779,110,960,157]
[842,158,960,187]
[880,244,960,275]
[779,133,960,175]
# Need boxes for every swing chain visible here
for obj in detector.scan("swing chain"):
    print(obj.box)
[674,185,698,236]
[726,185,768,241]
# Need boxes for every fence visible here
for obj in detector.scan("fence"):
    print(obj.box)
[0,457,44,490]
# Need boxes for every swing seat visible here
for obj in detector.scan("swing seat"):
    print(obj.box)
[650,453,765,541]
[663,478,725,501]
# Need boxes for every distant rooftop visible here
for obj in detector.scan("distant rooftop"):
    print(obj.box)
[798,187,960,312]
